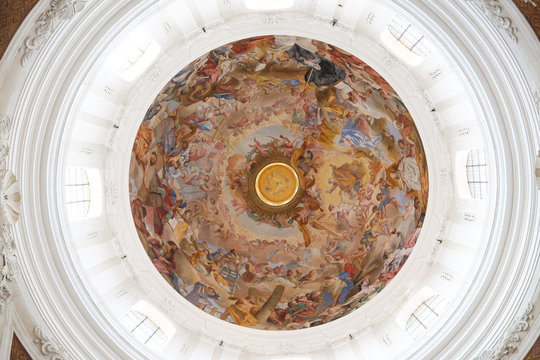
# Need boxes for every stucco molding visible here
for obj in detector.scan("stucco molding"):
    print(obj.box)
[466,0,518,43]
[0,0,538,359]
[184,19,226,43]
[474,303,535,359]
[21,0,87,66]
[0,115,19,227]
[259,11,283,25]
[34,326,72,360]
[0,114,19,316]
[0,224,16,315]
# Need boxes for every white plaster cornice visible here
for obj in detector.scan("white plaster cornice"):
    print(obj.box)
[34,326,72,360]
[465,0,518,43]
[0,114,20,316]
[0,0,538,359]
[21,0,88,66]
[474,303,535,360]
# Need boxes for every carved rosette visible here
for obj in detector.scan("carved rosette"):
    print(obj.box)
[0,115,19,314]
[0,170,21,224]
[260,11,282,25]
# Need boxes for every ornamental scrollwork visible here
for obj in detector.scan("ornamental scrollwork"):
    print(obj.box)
[466,0,518,43]
[474,303,534,359]
[34,326,71,360]
[490,303,534,359]
[22,0,87,66]
[0,115,19,315]
[0,224,16,314]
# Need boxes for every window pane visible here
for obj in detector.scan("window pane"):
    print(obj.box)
[388,17,431,57]
[466,149,488,199]
[405,295,444,339]
[120,310,168,354]
[65,168,91,221]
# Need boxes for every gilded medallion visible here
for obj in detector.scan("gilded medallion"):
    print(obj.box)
[255,163,299,206]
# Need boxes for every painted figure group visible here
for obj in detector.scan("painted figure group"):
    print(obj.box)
[130,35,428,330]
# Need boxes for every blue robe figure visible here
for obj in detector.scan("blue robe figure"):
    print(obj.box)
[322,272,355,306]
[337,272,354,304]
[340,118,383,149]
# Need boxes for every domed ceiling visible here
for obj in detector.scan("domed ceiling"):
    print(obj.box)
[129,35,428,331]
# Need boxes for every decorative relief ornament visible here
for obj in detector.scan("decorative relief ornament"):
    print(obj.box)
[158,298,177,314]
[421,91,443,136]
[382,49,403,69]
[107,105,129,150]
[106,123,120,150]
[145,62,164,82]
[436,215,450,240]
[104,183,118,203]
[490,303,534,359]
[260,11,282,25]
[0,171,21,224]
[0,114,19,315]
[311,15,355,32]
[466,0,518,43]
[394,286,411,306]
[22,0,87,66]
[0,114,12,171]
[440,167,454,186]
[474,303,534,359]
[366,12,376,25]
[429,68,443,79]
[104,182,118,216]
[185,20,226,43]
[0,225,16,314]
[0,116,19,225]
[34,326,71,360]
[277,341,297,355]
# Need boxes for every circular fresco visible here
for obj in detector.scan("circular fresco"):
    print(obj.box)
[129,35,428,330]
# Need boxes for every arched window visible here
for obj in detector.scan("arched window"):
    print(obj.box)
[105,27,160,82]
[405,294,445,339]
[121,310,168,354]
[388,16,431,57]
[65,168,91,221]
[466,149,488,199]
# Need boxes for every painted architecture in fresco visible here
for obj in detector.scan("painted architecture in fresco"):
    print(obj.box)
[129,36,429,330]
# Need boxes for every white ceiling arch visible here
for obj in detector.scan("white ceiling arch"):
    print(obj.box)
[0,0,538,359]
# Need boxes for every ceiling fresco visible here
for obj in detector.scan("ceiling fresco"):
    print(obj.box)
[129,35,429,330]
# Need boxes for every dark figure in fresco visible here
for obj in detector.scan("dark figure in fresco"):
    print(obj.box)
[286,43,346,86]
[148,237,183,293]
[142,102,162,122]
[185,282,220,310]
